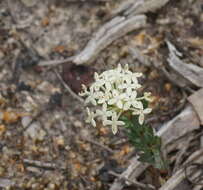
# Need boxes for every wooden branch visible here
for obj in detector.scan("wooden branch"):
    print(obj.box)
[84,138,114,154]
[53,69,85,103]
[113,0,170,16]
[187,88,203,125]
[72,15,146,65]
[109,171,155,190]
[167,41,203,88]
[157,105,200,146]
[159,149,203,190]
[23,159,66,171]
[110,105,200,190]
[129,46,192,89]
[39,0,172,67]
[39,15,146,66]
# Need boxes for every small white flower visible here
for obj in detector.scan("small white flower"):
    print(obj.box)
[123,64,130,72]
[116,64,122,73]
[96,103,113,124]
[103,112,125,134]
[144,92,154,102]
[93,72,112,91]
[80,63,152,132]
[86,108,97,127]
[123,72,142,84]
[132,108,152,125]
[79,84,89,96]
[108,90,126,109]
[97,91,112,104]
[85,90,97,106]
[118,82,141,94]
[123,91,143,110]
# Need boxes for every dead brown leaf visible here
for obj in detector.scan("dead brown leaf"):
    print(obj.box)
[41,17,50,26]
[2,111,29,124]
[0,125,6,136]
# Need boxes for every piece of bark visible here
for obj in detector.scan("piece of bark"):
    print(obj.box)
[157,105,200,146]
[73,15,146,65]
[110,157,148,190]
[39,0,172,67]
[159,149,203,190]
[129,47,190,88]
[110,105,200,190]
[187,88,203,125]
[23,159,66,170]
[172,180,191,190]
[113,0,170,17]
[167,41,203,88]
[39,15,146,66]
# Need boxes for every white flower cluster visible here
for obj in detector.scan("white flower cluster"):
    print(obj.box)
[79,64,152,134]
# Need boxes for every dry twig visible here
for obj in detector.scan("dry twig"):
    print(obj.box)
[166,40,203,88]
[159,149,203,190]
[23,159,66,171]
[39,15,146,66]
[109,171,155,190]
[84,138,114,154]
[112,0,170,16]
[53,69,84,103]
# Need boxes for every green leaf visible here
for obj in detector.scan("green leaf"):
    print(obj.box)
[141,99,148,109]
[139,152,154,165]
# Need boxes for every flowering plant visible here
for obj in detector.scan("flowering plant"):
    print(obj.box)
[80,64,167,170]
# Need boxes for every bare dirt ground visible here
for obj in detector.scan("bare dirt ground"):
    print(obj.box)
[0,0,202,189]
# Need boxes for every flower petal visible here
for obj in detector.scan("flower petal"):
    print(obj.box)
[91,119,96,127]
[123,102,131,110]
[138,114,144,125]
[143,108,152,114]
[112,124,118,134]
[103,120,112,126]
[117,100,123,109]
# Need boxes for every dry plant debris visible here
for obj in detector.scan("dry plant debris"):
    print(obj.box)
[0,0,203,189]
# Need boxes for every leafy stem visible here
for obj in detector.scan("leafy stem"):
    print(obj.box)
[121,115,168,170]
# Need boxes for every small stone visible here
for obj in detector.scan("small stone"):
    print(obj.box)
[80,129,91,139]
[25,122,46,141]
[23,96,38,112]
[55,136,64,146]
[37,81,57,94]
[48,183,55,189]
[65,145,71,151]
[73,120,83,128]
[27,167,41,175]
[21,116,32,128]
[69,151,76,159]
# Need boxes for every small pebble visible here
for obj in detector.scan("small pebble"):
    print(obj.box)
[73,120,83,128]
[24,122,46,141]
[21,116,32,128]
[55,136,65,146]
